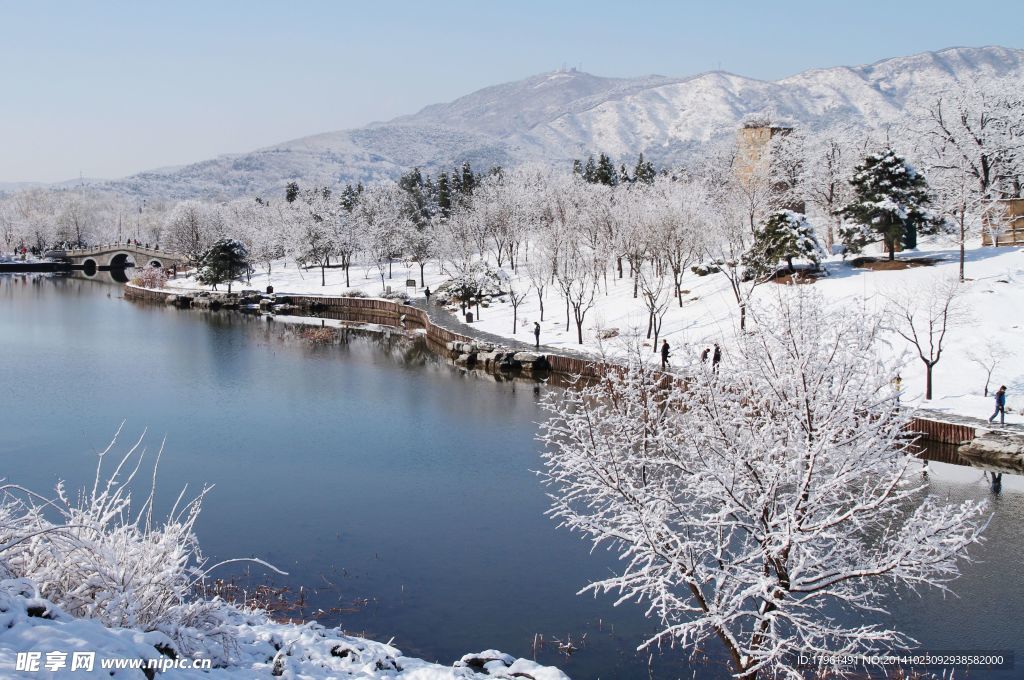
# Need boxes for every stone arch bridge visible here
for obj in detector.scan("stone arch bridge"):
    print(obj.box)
[52,244,185,273]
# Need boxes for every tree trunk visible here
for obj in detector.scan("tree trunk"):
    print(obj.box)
[419,262,426,288]
[925,363,934,400]
[321,265,326,286]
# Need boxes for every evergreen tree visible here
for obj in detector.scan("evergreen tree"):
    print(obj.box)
[595,153,618,186]
[460,161,476,194]
[196,239,252,293]
[583,155,598,183]
[572,159,584,177]
[340,183,363,212]
[838,147,939,261]
[619,163,632,185]
[285,181,300,203]
[633,153,657,184]
[437,172,452,218]
[398,167,434,226]
[746,210,824,275]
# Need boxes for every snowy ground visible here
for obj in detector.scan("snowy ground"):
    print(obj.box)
[0,580,568,679]
[165,240,1024,425]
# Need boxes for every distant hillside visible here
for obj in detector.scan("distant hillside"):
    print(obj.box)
[76,46,1024,201]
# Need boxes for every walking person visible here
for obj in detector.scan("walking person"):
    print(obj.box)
[712,343,722,372]
[989,385,1008,426]
[424,286,431,304]
[533,322,541,349]
[660,340,671,370]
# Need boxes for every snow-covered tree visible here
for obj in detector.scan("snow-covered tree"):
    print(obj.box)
[838,147,939,260]
[165,201,219,267]
[747,209,824,276]
[919,81,1024,202]
[886,276,968,400]
[196,239,252,293]
[539,290,985,678]
[802,126,861,249]
[354,184,410,292]
[289,188,339,287]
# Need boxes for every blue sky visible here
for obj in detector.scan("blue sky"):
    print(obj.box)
[1,0,1020,182]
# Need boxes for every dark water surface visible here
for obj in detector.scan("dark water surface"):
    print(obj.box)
[1,275,1022,679]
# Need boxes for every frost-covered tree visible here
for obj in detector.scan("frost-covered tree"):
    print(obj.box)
[886,277,967,400]
[838,147,939,260]
[702,180,772,330]
[802,126,861,249]
[354,184,409,292]
[539,291,985,678]
[637,265,672,348]
[289,188,339,287]
[165,201,218,267]
[919,81,1024,202]
[555,238,599,345]
[747,209,824,275]
[967,340,1009,397]
[196,239,252,293]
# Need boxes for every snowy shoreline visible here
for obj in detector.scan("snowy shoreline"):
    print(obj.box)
[160,240,1024,427]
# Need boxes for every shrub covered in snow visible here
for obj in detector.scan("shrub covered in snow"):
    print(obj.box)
[339,288,368,298]
[434,265,509,304]
[130,265,168,289]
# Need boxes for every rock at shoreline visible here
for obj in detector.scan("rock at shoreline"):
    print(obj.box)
[959,431,1024,470]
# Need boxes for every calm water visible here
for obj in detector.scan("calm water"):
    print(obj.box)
[1,274,1022,679]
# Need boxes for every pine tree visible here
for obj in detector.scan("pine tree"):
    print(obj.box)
[583,156,598,183]
[340,184,362,212]
[437,172,452,218]
[619,163,632,184]
[595,153,618,186]
[747,210,824,275]
[460,161,476,194]
[285,182,300,203]
[196,239,252,293]
[838,147,939,261]
[572,159,584,177]
[633,153,657,184]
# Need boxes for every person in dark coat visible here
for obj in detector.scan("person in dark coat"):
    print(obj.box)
[712,343,722,372]
[990,385,1008,426]
[700,347,710,363]
[424,286,431,304]
[661,340,670,369]
[533,322,541,349]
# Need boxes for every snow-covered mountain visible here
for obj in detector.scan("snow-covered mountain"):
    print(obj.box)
[97,46,1024,200]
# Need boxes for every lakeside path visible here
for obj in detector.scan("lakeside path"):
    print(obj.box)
[406,299,598,362]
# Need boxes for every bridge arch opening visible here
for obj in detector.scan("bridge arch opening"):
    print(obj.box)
[148,259,162,269]
[82,259,97,277]
[109,253,135,269]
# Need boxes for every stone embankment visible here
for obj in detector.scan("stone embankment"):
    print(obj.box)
[447,340,552,375]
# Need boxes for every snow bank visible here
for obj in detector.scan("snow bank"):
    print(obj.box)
[0,581,568,678]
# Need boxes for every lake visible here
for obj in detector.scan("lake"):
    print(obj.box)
[1,274,1022,679]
